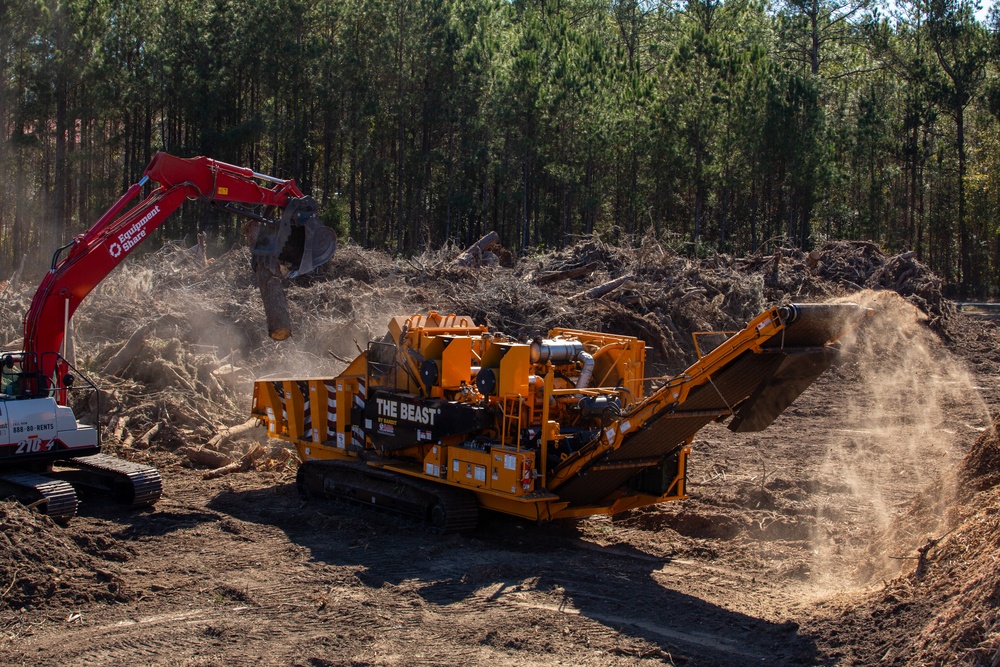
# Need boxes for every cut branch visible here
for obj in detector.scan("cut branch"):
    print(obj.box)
[572,274,635,301]
[135,422,162,449]
[202,443,267,480]
[533,261,600,285]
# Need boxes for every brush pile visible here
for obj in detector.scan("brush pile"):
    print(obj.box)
[0,235,957,477]
[1,232,995,649]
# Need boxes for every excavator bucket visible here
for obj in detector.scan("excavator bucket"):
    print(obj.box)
[292,215,338,277]
[252,196,338,277]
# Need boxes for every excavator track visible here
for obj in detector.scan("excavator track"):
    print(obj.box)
[0,472,78,521]
[55,454,163,507]
[297,460,479,533]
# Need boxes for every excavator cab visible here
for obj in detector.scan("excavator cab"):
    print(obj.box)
[0,353,47,399]
[1,355,20,397]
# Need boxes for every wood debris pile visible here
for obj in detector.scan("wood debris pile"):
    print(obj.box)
[962,417,1000,497]
[813,415,1000,666]
[0,235,959,478]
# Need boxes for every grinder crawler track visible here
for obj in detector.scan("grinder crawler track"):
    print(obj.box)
[298,460,479,533]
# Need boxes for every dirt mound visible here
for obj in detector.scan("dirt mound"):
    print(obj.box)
[0,501,131,611]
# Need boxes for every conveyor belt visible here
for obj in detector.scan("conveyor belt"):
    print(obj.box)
[553,302,867,508]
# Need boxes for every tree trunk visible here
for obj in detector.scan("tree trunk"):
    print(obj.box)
[957,107,969,293]
[255,263,292,340]
[181,447,232,469]
[103,322,154,377]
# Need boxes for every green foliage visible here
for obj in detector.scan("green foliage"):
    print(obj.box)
[2,0,1000,294]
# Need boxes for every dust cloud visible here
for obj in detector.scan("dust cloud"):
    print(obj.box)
[809,290,991,589]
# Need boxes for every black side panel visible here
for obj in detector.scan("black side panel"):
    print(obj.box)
[555,414,713,506]
[728,349,837,432]
[364,390,490,452]
[635,449,684,496]
[681,353,785,412]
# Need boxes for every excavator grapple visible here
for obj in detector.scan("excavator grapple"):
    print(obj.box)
[254,302,872,531]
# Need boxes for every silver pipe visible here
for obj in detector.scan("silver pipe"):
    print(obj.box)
[575,351,594,389]
[530,339,583,364]
[252,170,288,184]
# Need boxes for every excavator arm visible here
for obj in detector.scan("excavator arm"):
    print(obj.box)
[22,152,336,390]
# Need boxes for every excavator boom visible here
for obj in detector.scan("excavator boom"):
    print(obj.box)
[24,153,336,385]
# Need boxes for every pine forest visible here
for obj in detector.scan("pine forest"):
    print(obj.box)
[2,0,1000,296]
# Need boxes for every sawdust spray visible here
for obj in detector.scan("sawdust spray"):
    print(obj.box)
[809,290,990,588]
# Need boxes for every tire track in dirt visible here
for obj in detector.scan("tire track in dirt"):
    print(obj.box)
[4,459,826,666]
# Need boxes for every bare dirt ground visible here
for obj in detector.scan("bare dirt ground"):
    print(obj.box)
[1,239,998,666]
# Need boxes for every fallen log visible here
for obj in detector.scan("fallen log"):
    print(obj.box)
[112,415,130,443]
[572,274,634,301]
[207,418,261,450]
[255,262,292,340]
[179,446,232,469]
[533,261,600,286]
[135,422,162,449]
[202,443,266,480]
[102,322,154,377]
[805,249,822,269]
[453,231,499,267]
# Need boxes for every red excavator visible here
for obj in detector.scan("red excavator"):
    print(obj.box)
[0,153,337,520]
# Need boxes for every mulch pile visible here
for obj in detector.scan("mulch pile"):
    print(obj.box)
[809,417,1000,666]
